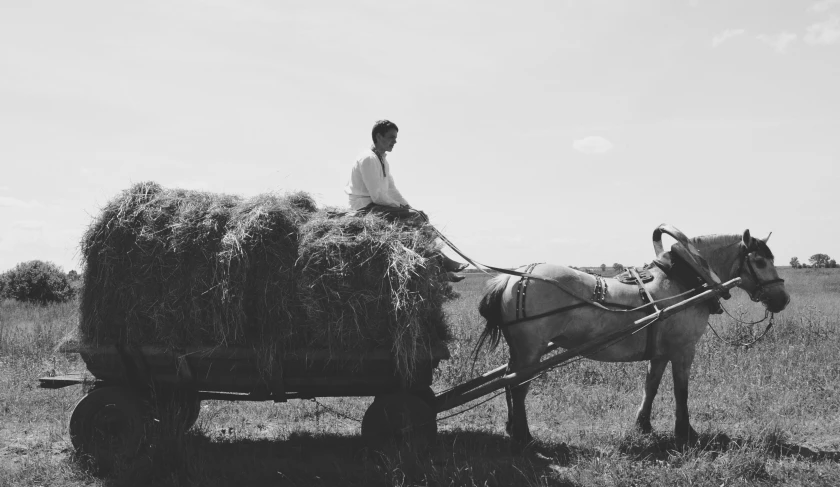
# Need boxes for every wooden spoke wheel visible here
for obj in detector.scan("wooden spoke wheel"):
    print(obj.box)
[361,393,437,449]
[69,386,150,472]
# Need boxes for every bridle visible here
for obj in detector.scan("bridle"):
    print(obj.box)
[735,243,786,304]
[707,242,787,347]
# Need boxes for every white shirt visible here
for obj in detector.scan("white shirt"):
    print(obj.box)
[344,149,410,210]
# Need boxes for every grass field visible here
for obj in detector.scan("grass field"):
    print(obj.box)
[1,268,839,486]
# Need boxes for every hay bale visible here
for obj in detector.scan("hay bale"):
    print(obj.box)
[296,211,453,381]
[218,192,316,358]
[79,182,315,351]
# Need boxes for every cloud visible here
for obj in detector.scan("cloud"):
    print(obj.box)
[808,0,840,13]
[0,196,36,208]
[712,29,746,47]
[11,220,45,231]
[756,32,797,53]
[572,136,614,155]
[805,16,840,44]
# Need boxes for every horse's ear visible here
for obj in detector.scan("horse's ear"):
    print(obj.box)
[761,232,772,243]
[742,229,751,245]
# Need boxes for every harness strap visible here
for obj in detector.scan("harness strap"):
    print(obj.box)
[515,263,540,320]
[592,275,607,303]
[629,267,659,360]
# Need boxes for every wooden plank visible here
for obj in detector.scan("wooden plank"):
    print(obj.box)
[62,342,451,363]
[38,373,97,389]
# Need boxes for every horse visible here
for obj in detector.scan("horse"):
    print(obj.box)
[475,229,790,447]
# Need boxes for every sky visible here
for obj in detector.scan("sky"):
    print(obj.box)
[1,0,838,273]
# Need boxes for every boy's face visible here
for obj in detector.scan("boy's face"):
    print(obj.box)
[376,129,398,153]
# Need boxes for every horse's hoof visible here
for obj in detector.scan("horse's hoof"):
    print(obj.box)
[675,429,700,447]
[509,436,536,455]
[636,421,653,435]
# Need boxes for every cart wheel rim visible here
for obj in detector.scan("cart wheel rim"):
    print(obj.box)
[69,387,149,471]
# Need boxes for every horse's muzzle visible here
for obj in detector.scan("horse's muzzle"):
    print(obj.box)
[760,283,790,313]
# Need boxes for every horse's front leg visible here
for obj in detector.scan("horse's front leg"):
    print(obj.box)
[635,358,669,434]
[671,350,699,443]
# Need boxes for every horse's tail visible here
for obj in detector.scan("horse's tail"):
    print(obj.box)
[473,274,511,361]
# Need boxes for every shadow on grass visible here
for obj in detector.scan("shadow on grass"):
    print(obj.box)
[92,428,840,486]
[97,429,590,487]
[618,430,840,463]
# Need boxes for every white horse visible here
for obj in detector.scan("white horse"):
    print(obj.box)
[476,229,790,447]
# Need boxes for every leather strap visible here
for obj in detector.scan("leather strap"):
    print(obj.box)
[628,267,659,360]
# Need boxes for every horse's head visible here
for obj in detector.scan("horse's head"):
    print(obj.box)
[734,229,790,313]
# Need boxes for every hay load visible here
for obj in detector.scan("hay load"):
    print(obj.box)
[297,213,453,379]
[80,182,452,379]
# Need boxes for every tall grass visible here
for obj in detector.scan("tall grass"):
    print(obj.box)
[1,269,839,486]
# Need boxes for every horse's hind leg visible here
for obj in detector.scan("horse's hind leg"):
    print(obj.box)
[504,382,514,436]
[635,358,669,434]
[672,350,699,443]
[505,344,546,449]
[506,379,534,448]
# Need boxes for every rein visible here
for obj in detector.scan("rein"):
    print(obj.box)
[707,308,775,347]
[417,213,706,317]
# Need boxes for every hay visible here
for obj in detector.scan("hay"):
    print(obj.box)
[80,182,452,380]
[296,211,453,381]
[80,182,241,346]
[217,192,316,362]
[79,182,315,349]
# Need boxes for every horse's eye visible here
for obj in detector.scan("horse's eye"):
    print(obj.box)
[754,257,767,269]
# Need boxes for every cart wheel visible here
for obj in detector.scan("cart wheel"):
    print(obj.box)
[151,388,201,433]
[69,386,150,473]
[362,393,437,449]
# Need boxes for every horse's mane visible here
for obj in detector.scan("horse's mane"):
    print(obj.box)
[690,233,774,259]
[690,234,741,251]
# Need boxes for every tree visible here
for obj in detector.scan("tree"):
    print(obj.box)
[809,254,831,268]
[0,260,75,304]
[612,263,624,272]
[790,257,800,268]
[67,270,79,281]
[600,263,606,272]
[830,259,838,269]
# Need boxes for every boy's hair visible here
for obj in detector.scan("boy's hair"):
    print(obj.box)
[371,120,398,144]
